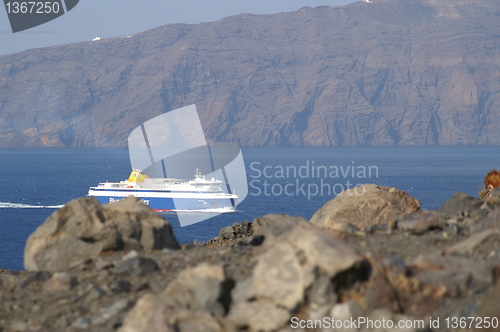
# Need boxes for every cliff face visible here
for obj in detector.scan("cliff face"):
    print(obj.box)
[0,0,499,147]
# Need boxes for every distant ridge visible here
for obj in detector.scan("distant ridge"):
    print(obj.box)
[0,0,499,147]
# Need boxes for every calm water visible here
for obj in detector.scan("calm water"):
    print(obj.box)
[1,146,499,271]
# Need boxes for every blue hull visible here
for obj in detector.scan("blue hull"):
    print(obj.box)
[93,195,234,211]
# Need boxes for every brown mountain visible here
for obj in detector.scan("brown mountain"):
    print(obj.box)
[0,0,499,147]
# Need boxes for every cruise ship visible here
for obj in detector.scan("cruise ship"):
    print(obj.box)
[88,168,238,212]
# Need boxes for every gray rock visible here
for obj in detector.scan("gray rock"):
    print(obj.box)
[306,303,333,322]
[163,263,227,317]
[363,224,392,235]
[232,225,366,329]
[470,208,491,222]
[119,264,228,332]
[285,226,366,278]
[480,201,493,210]
[243,241,304,310]
[20,271,51,288]
[363,255,408,313]
[118,293,170,332]
[100,197,180,251]
[114,257,158,276]
[443,223,459,237]
[110,280,132,294]
[477,280,500,332]
[73,298,135,329]
[72,317,91,329]
[330,300,366,318]
[121,250,139,261]
[24,197,180,271]
[218,225,235,240]
[471,206,500,233]
[230,276,252,304]
[306,272,338,306]
[341,222,360,235]
[95,258,114,270]
[409,255,494,293]
[89,298,136,326]
[228,299,290,332]
[77,283,108,302]
[43,272,77,292]
[413,270,471,297]
[437,192,483,216]
[310,184,420,230]
[236,234,265,246]
[485,187,500,208]
[8,320,30,332]
[170,311,221,332]
[444,229,500,255]
[253,214,310,238]
[329,301,366,331]
[240,221,251,234]
[380,256,408,284]
[396,210,443,234]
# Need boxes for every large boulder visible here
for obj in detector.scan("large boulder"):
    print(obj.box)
[24,197,180,271]
[119,224,368,332]
[310,184,420,230]
[227,225,368,331]
[119,263,227,332]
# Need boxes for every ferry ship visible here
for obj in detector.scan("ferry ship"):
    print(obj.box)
[88,168,238,212]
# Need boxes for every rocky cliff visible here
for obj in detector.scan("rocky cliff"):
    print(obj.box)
[0,0,499,147]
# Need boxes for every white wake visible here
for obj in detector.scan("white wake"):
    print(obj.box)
[164,208,238,213]
[0,202,64,209]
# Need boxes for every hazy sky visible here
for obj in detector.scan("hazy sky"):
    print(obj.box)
[0,0,358,56]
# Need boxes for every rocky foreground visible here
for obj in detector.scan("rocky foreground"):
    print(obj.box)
[1,185,500,332]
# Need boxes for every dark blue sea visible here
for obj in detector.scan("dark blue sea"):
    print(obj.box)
[1,146,500,271]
